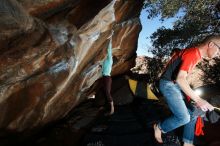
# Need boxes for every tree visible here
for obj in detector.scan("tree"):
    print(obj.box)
[143,0,220,84]
[144,0,220,57]
[198,58,220,84]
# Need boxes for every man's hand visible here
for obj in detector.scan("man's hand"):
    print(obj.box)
[196,98,214,112]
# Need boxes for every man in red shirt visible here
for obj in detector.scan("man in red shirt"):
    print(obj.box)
[154,35,220,146]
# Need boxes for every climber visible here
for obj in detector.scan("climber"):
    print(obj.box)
[102,30,114,116]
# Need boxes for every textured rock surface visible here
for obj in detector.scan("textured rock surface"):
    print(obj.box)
[0,0,144,132]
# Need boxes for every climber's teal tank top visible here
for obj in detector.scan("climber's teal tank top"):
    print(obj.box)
[102,39,113,76]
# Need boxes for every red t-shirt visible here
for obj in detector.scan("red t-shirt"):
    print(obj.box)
[161,48,202,81]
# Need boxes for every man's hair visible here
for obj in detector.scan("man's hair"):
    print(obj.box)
[200,34,220,44]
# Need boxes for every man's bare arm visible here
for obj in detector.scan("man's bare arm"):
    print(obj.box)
[175,70,200,102]
[176,70,214,111]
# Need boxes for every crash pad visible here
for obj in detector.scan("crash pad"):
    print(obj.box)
[128,79,159,100]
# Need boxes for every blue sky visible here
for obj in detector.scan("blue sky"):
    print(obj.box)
[136,8,178,57]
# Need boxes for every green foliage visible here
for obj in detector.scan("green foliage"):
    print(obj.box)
[146,57,164,83]
[144,0,219,19]
[143,0,220,84]
[198,58,220,83]
[144,0,220,57]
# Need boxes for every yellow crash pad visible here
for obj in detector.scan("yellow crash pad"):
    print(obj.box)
[128,79,159,100]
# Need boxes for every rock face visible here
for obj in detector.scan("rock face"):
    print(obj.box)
[0,0,144,132]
